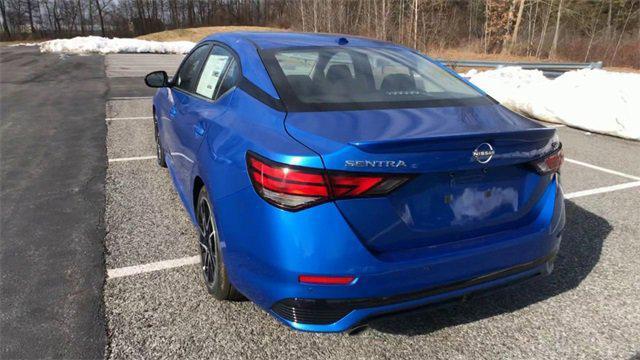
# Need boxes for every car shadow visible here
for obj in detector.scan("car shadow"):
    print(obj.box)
[368,201,611,336]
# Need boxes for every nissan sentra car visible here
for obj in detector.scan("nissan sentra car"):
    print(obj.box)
[145,31,565,332]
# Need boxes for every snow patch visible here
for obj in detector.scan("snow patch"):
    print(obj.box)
[465,67,640,141]
[8,42,40,47]
[39,36,195,54]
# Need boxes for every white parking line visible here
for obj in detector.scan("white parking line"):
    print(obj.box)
[108,155,156,163]
[109,96,153,100]
[565,158,640,181]
[565,181,640,199]
[110,68,172,72]
[106,116,153,121]
[105,180,640,279]
[107,256,200,279]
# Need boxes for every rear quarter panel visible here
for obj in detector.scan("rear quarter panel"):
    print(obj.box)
[192,89,327,294]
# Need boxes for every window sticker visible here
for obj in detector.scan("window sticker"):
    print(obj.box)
[196,54,230,98]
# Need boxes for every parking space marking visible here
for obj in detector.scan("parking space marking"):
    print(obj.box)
[109,69,167,72]
[107,256,200,279]
[106,116,153,121]
[565,181,640,199]
[104,180,640,279]
[103,107,639,280]
[565,158,640,181]
[108,155,156,163]
[109,96,153,100]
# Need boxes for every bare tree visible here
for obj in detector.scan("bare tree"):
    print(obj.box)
[26,0,36,33]
[583,1,604,61]
[508,0,526,53]
[611,3,636,63]
[77,0,85,35]
[606,0,613,38]
[312,0,317,32]
[412,0,418,48]
[549,0,564,58]
[381,0,386,40]
[95,0,106,37]
[0,0,10,38]
[536,0,554,57]
[1,0,639,68]
[298,0,304,31]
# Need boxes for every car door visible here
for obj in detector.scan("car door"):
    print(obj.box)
[164,43,211,194]
[171,44,240,193]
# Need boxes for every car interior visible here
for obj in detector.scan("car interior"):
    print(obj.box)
[277,49,445,104]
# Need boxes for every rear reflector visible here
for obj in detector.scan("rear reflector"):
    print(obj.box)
[247,152,412,210]
[298,275,355,285]
[530,146,564,175]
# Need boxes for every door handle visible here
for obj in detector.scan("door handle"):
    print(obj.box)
[194,123,205,137]
[169,106,177,117]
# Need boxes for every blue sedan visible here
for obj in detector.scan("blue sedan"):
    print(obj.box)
[145,31,565,332]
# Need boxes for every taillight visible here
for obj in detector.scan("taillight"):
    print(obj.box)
[247,152,412,211]
[530,146,564,175]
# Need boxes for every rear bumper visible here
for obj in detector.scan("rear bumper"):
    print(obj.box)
[215,176,565,332]
[271,251,556,331]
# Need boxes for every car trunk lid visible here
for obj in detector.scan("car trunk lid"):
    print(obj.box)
[285,104,559,253]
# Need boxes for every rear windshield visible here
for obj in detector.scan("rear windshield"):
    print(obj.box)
[260,46,492,111]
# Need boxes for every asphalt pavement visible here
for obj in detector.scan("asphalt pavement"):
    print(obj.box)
[102,102,640,359]
[1,49,639,359]
[0,46,108,359]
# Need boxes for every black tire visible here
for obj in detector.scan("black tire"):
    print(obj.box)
[154,112,167,168]
[196,186,244,301]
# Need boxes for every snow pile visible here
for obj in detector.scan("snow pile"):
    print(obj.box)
[39,36,195,54]
[465,67,640,141]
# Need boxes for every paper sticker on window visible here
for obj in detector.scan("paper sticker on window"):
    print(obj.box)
[196,54,230,98]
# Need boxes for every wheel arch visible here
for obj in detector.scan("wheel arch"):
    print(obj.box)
[193,176,205,214]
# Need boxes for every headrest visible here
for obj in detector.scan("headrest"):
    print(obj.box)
[326,64,353,83]
[380,74,416,92]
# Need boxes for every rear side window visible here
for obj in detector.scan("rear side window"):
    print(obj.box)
[262,46,490,111]
[215,59,240,98]
[175,44,211,92]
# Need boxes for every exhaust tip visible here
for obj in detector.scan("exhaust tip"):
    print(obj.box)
[346,324,369,336]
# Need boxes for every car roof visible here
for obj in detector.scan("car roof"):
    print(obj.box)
[202,31,396,50]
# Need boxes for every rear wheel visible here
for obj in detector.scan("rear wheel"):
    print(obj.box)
[196,186,243,300]
[154,112,167,168]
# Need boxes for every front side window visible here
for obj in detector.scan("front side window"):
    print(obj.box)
[174,44,210,92]
[196,46,238,99]
[262,46,490,111]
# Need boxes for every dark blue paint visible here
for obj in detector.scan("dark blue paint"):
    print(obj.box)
[152,31,565,332]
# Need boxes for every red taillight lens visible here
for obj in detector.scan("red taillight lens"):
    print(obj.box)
[530,147,564,175]
[298,275,355,285]
[247,152,412,211]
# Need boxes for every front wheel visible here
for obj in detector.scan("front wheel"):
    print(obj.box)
[196,186,243,301]
[154,113,167,168]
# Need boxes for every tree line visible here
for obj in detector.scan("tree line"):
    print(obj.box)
[1,0,638,67]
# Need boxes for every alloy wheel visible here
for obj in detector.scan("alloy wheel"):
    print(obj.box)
[197,196,217,285]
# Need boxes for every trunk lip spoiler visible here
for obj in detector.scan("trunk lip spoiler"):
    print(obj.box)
[350,127,556,153]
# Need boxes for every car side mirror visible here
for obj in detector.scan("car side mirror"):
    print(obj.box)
[145,71,170,88]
